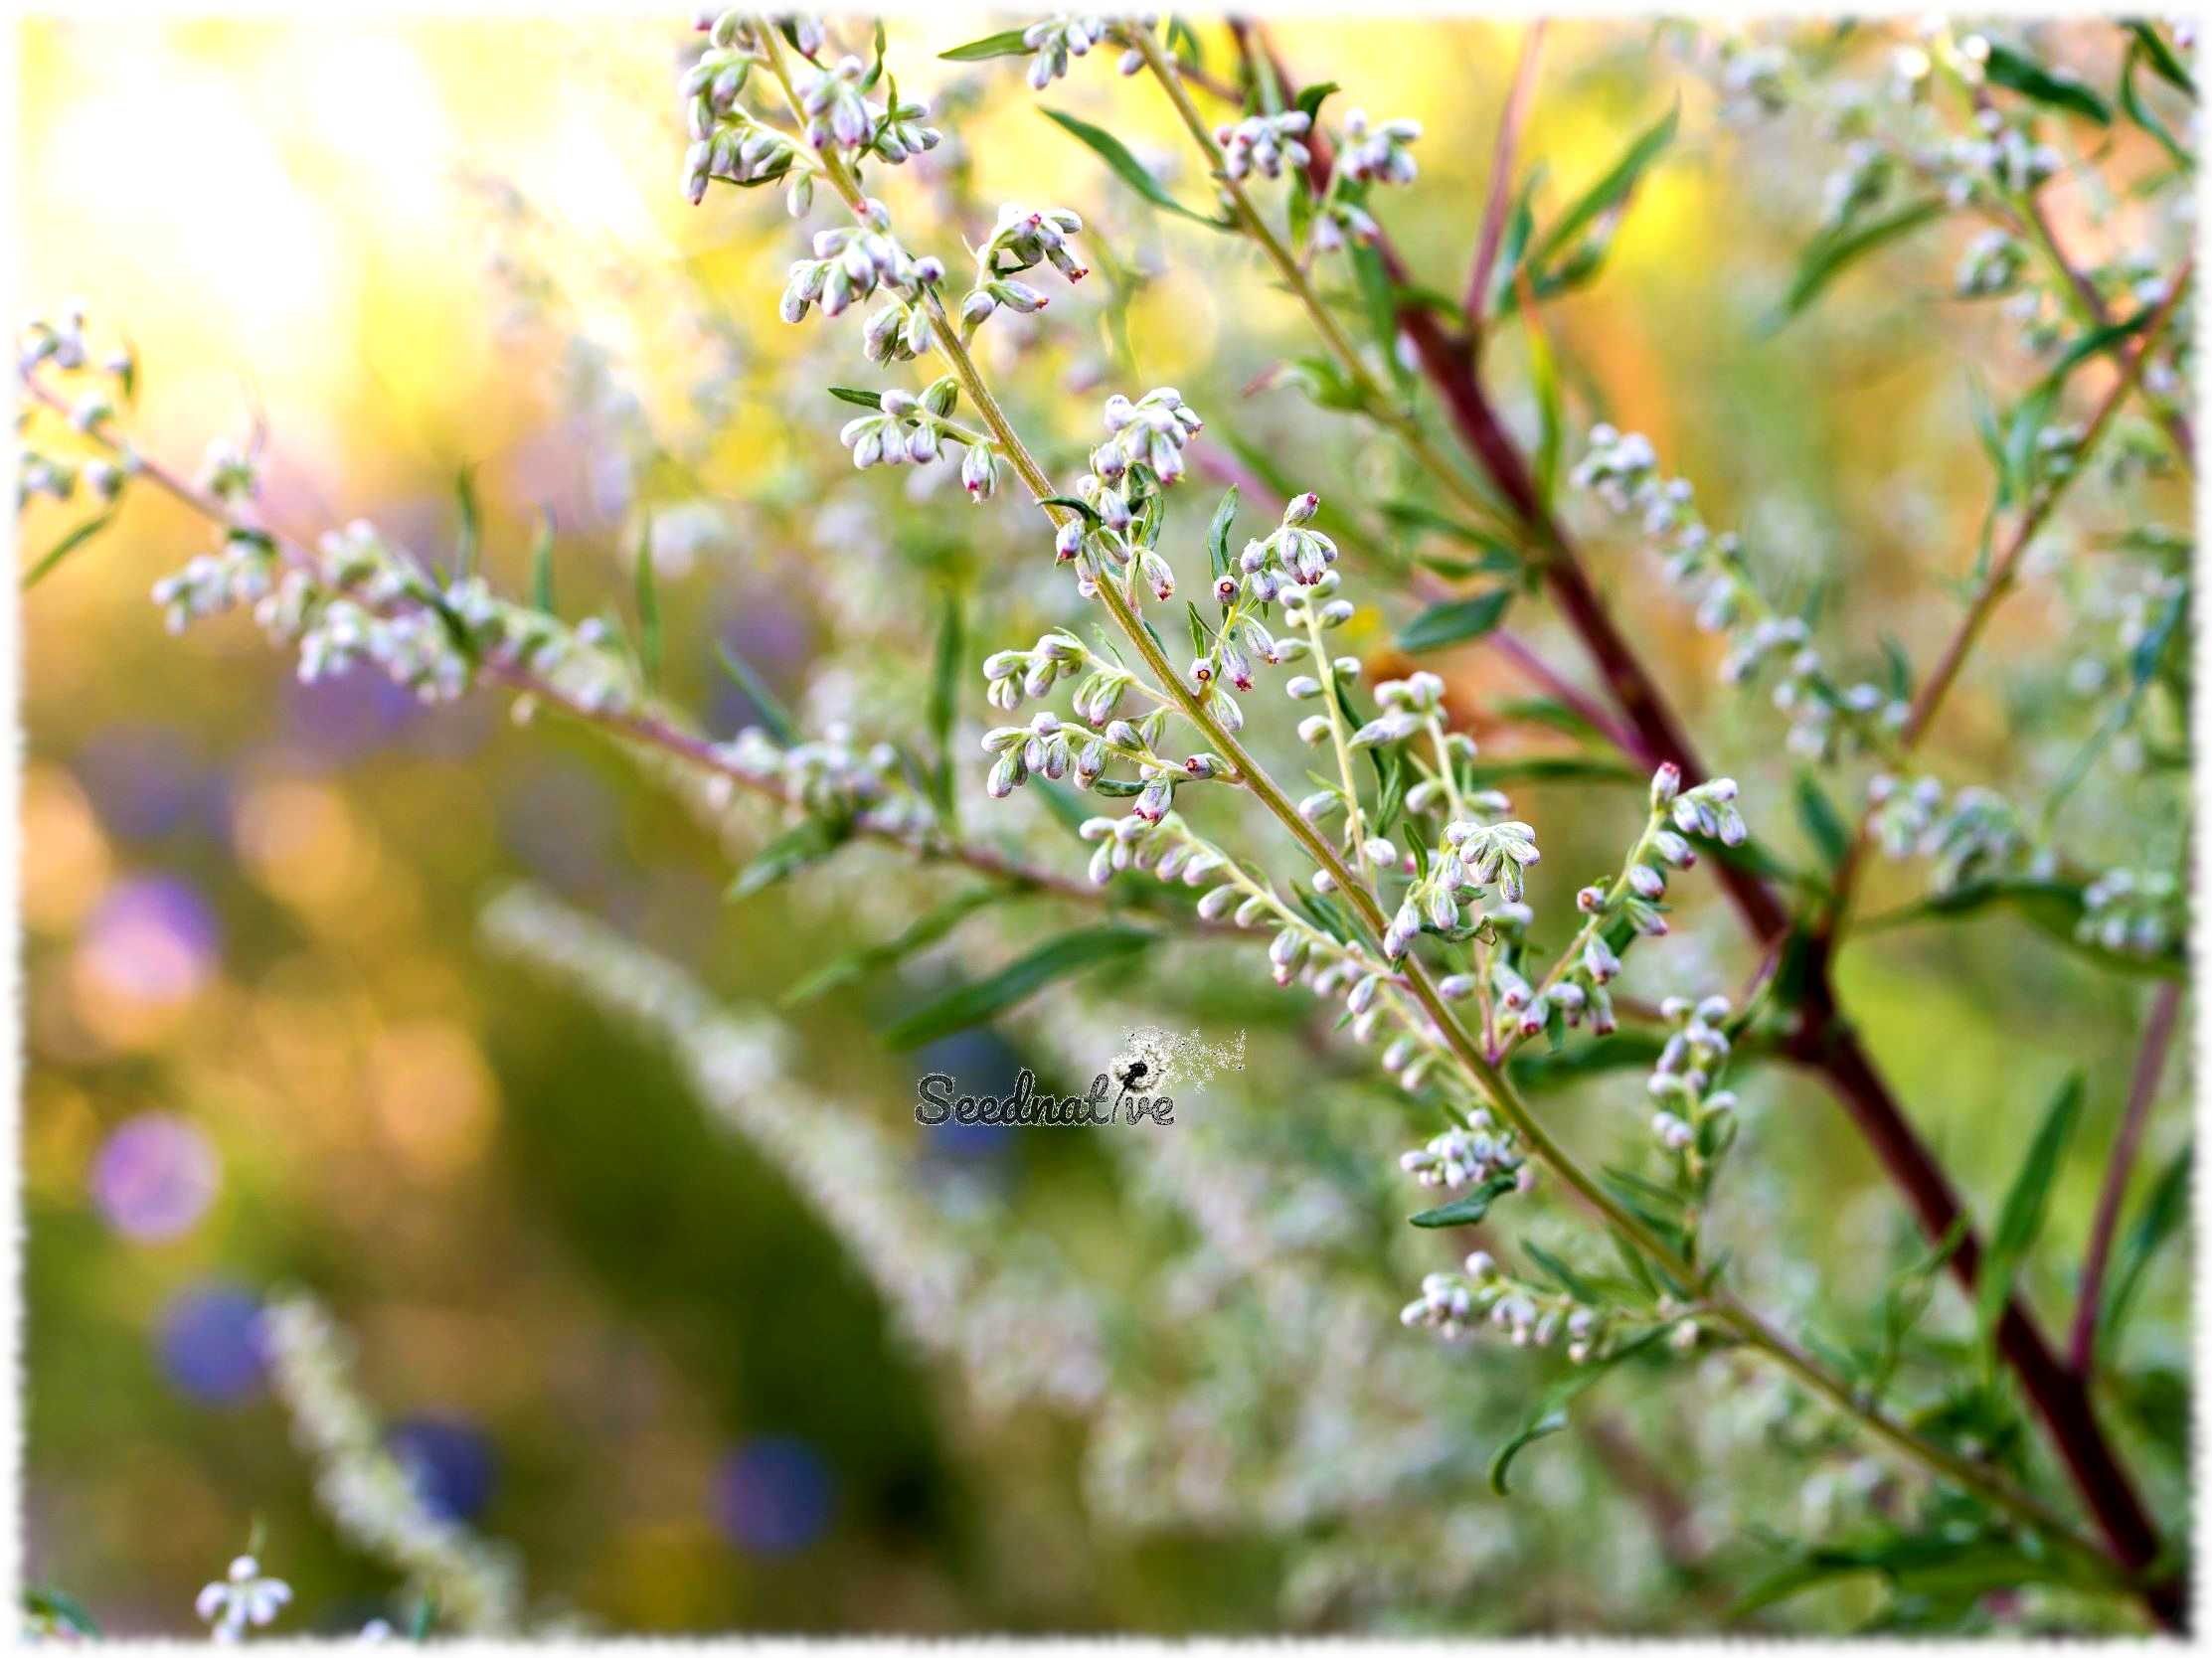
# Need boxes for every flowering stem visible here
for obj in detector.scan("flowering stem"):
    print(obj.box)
[20,373,1164,924]
[1824,260,2192,929]
[1127,27,1503,535]
[1500,812,1662,1059]
[1229,27,2177,1613]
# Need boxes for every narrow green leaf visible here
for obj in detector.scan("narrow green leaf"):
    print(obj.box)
[1490,1327,1669,1494]
[1792,772,1851,872]
[2121,44,2194,172]
[2099,1145,2190,1360]
[781,886,1007,1007]
[21,506,120,590]
[938,29,1033,62]
[728,817,848,902]
[1040,106,1229,228]
[1984,41,2112,124]
[1408,1172,1521,1229]
[1292,80,1340,124]
[530,509,556,614]
[1183,600,1210,659]
[452,462,481,581]
[827,386,884,410]
[1489,1410,1569,1491]
[2129,21,2195,96]
[714,640,800,747]
[1530,101,1679,274]
[1785,197,1947,317]
[1205,484,1239,601]
[1039,493,1102,523]
[1521,292,1564,506]
[1975,1073,2084,1343]
[1348,239,1407,389]
[1397,588,1513,653]
[633,519,661,692]
[407,1587,438,1643]
[929,589,964,820]
[881,926,1156,1050]
[1521,1241,1600,1302]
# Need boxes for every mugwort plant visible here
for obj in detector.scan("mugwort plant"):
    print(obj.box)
[16,10,2191,1636]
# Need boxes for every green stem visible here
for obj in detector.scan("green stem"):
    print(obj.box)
[1300,598,1377,893]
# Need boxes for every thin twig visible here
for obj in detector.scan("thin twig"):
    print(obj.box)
[1463,21,1546,353]
[2068,981,2182,1377]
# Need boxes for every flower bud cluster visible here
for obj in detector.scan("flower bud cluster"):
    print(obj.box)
[151,530,279,634]
[17,299,124,380]
[1956,229,2027,298]
[18,443,126,511]
[709,720,925,831]
[1865,773,2027,894]
[1371,817,1536,964]
[1347,669,1443,754]
[1398,1114,1523,1189]
[1305,198,1381,256]
[838,383,961,469]
[1646,994,1740,1158]
[261,1290,525,1634]
[780,217,928,324]
[1053,390,1202,600]
[958,203,1090,330]
[981,710,1080,797]
[1339,109,1423,186]
[2078,868,2184,960]
[983,202,1089,283]
[1104,387,1202,480]
[982,629,1098,713]
[1216,110,1312,181]
[1019,15,1112,90]
[195,1554,292,1641]
[1573,425,1905,762]
[1231,492,1339,602]
[1077,807,1236,890]
[1400,1250,1625,1362]
[1187,608,1309,699]
[1946,105,2063,201]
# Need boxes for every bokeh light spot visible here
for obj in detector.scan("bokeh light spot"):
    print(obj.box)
[711,1435,837,1557]
[89,1112,220,1243]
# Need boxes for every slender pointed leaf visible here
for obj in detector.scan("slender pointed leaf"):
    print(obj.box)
[1975,1073,2084,1343]
[1040,107,1230,228]
[21,506,120,590]
[715,640,800,747]
[938,29,1033,62]
[1409,1171,1521,1229]
[1784,197,1948,318]
[882,926,1156,1049]
[1397,588,1514,652]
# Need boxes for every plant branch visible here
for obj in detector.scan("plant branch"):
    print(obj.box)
[20,374,1171,925]
[1228,27,2179,1622]
[1824,262,2192,927]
